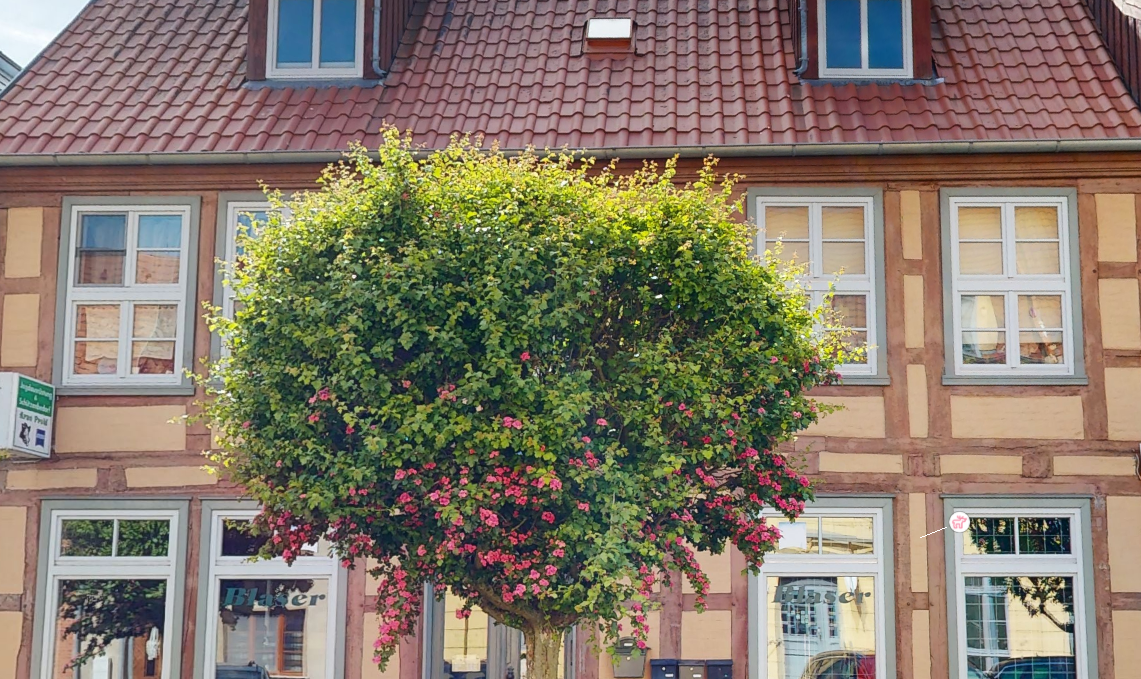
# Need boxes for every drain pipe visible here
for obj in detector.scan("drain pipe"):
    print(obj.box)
[371,0,388,79]
[793,0,809,78]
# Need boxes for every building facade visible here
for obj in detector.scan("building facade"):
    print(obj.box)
[0,1,1140,679]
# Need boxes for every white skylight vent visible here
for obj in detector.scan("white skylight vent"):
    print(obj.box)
[585,18,634,40]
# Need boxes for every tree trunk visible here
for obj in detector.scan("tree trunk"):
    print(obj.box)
[523,625,563,679]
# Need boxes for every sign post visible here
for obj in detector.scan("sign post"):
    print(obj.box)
[0,373,55,459]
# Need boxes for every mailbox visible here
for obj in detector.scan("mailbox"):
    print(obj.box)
[650,659,678,679]
[611,637,649,678]
[705,660,732,679]
[678,660,704,679]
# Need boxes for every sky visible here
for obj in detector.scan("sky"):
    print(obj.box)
[0,0,90,67]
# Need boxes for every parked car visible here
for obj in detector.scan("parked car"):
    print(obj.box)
[798,651,875,679]
[215,663,271,679]
[988,656,1077,679]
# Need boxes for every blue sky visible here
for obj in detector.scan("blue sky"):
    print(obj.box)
[0,0,89,66]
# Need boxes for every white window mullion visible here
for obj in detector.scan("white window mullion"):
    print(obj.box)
[312,0,323,69]
[860,0,870,70]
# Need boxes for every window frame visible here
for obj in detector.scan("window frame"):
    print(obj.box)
[266,0,365,79]
[193,500,348,679]
[943,497,1098,679]
[31,500,190,679]
[55,196,201,395]
[940,188,1086,385]
[748,496,896,679]
[817,0,913,79]
[749,187,888,384]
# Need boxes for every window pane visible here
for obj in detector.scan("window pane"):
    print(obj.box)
[964,517,1016,555]
[764,206,809,240]
[1014,206,1059,240]
[822,242,865,274]
[776,517,820,554]
[221,519,267,557]
[80,214,127,248]
[1019,331,1065,365]
[962,332,1006,365]
[959,242,1003,274]
[1017,295,1063,329]
[138,215,182,248]
[766,576,876,679]
[821,206,865,239]
[77,214,128,284]
[216,578,330,678]
[136,251,181,284]
[766,240,808,265]
[1018,517,1071,554]
[961,576,1075,677]
[1015,242,1060,275]
[117,520,171,557]
[235,210,270,258]
[60,520,114,556]
[867,0,904,69]
[53,580,169,678]
[961,295,1005,329]
[825,0,862,68]
[320,0,357,65]
[133,305,178,339]
[76,304,121,339]
[77,252,125,285]
[820,517,874,554]
[829,294,867,328]
[958,207,1002,240]
[831,329,868,363]
[131,341,176,375]
[277,0,315,66]
[442,591,490,679]
[75,341,120,375]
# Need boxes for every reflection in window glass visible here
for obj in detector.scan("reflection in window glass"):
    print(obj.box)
[1017,518,1071,555]
[59,518,170,558]
[216,579,330,679]
[766,576,876,679]
[777,518,819,554]
[443,593,490,679]
[820,518,874,555]
[60,520,114,557]
[964,517,1016,555]
[964,576,1075,677]
[221,520,267,558]
[117,520,171,557]
[51,579,168,679]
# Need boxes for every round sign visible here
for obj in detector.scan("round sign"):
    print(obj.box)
[949,511,971,533]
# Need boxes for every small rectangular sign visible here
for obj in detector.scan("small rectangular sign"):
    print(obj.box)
[0,373,54,458]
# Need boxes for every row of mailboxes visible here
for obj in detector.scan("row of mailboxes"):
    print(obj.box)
[651,659,733,679]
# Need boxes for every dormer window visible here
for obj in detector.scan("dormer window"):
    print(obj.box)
[818,0,912,78]
[267,0,364,79]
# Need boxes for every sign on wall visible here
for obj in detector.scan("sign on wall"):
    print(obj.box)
[0,372,55,458]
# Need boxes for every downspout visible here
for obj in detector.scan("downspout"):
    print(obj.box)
[371,0,388,79]
[793,0,809,78]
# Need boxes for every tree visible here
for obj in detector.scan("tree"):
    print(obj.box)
[203,129,845,679]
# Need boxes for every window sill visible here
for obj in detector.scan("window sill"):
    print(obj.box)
[941,374,1088,386]
[56,384,198,397]
[244,77,382,90]
[800,76,944,87]
[834,375,891,386]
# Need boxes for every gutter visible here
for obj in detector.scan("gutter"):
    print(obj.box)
[793,0,809,78]
[371,0,388,79]
[5,138,1141,166]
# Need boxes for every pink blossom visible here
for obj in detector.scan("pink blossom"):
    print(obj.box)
[582,436,591,444]
[539,578,549,587]
[521,352,531,361]
[346,425,356,434]
[545,565,558,575]
[725,429,735,437]
[577,502,590,511]
[514,584,526,596]
[275,460,282,468]
[308,413,320,423]
[401,380,411,388]
[596,418,608,426]
[242,420,252,429]
[541,511,556,523]
[792,411,802,419]
[530,569,541,579]
[479,508,500,527]
[770,356,779,364]
[394,469,407,480]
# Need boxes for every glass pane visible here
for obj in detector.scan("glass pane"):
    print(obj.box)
[136,250,181,284]
[961,295,1006,329]
[1018,295,1063,329]
[829,294,867,328]
[117,520,171,557]
[52,579,168,678]
[235,210,270,258]
[138,215,182,249]
[776,517,820,554]
[133,305,178,339]
[77,251,126,285]
[1014,205,1059,240]
[868,0,904,69]
[958,207,1002,240]
[319,0,357,65]
[821,242,866,275]
[74,341,120,375]
[959,242,1003,274]
[442,592,490,679]
[80,214,127,249]
[1015,242,1061,275]
[832,329,868,363]
[1019,331,1065,365]
[277,0,315,66]
[216,578,330,679]
[221,519,267,557]
[131,341,176,375]
[76,305,121,339]
[821,206,865,239]
[767,240,808,265]
[962,332,1006,365]
[964,517,1016,555]
[825,0,861,68]
[60,520,114,557]
[962,576,1075,677]
[765,206,810,240]
[1018,517,1071,555]
[766,576,876,679]
[820,517,875,554]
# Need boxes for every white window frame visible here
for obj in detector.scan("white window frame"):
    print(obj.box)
[818,0,913,78]
[222,201,276,322]
[201,510,343,679]
[756,196,879,377]
[754,506,889,679]
[950,507,1089,679]
[948,196,1075,378]
[38,508,182,679]
[62,204,192,387]
[267,0,365,79]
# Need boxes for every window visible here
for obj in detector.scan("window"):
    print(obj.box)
[818,0,912,78]
[268,0,364,78]
[222,202,274,321]
[945,194,1081,380]
[947,503,1095,679]
[200,507,342,679]
[60,202,197,390]
[755,194,882,379]
[34,504,188,679]
[754,501,895,679]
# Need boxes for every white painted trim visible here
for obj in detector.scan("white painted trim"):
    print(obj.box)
[817,0,913,78]
[267,0,365,79]
[222,201,274,322]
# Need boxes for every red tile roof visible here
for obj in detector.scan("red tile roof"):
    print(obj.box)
[1,0,1140,158]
